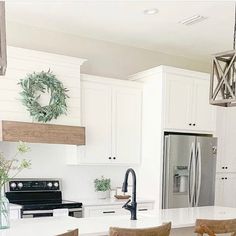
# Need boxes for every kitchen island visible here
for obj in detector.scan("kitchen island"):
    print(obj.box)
[1,206,236,236]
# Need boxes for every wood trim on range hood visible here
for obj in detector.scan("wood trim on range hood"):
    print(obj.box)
[0,120,85,145]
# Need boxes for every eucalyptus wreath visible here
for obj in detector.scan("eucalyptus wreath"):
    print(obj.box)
[19,70,69,123]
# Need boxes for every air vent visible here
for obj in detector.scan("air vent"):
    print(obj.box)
[179,15,207,26]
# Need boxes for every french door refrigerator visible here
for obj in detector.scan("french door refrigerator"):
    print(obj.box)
[162,134,217,209]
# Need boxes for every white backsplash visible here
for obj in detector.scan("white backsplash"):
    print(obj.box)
[0,142,138,201]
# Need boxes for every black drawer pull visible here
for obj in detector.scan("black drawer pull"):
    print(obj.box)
[138,209,148,211]
[103,211,116,214]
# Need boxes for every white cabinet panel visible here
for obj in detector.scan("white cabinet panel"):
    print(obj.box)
[78,76,142,165]
[165,74,193,130]
[193,79,215,132]
[215,174,236,207]
[83,202,154,217]
[224,107,236,172]
[165,73,215,133]
[81,81,112,164]
[112,87,142,164]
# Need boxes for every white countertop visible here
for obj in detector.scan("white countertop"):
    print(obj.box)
[9,204,21,210]
[80,198,155,207]
[1,206,236,236]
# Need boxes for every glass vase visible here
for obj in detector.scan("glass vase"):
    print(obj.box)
[0,187,10,229]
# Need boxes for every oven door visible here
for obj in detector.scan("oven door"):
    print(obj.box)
[21,208,83,218]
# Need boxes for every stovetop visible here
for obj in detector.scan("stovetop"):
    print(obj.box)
[13,200,83,211]
[5,178,82,211]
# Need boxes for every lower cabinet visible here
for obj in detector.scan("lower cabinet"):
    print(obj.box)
[215,173,236,207]
[10,208,21,220]
[83,202,154,218]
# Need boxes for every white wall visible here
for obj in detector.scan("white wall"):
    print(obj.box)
[0,142,134,201]
[6,21,210,80]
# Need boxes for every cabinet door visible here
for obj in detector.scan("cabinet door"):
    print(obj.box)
[215,174,224,206]
[112,87,142,164]
[165,74,194,130]
[224,107,236,172]
[221,175,236,207]
[81,81,112,164]
[192,79,215,132]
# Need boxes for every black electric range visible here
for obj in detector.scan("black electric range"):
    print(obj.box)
[5,179,83,218]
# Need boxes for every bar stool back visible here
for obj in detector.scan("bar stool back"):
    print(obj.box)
[109,222,171,236]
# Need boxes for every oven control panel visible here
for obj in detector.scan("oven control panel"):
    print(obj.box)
[7,179,60,192]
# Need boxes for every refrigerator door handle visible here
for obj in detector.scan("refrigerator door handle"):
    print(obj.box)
[188,142,195,207]
[195,142,202,206]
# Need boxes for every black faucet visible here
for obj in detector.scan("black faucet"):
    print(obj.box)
[122,168,137,220]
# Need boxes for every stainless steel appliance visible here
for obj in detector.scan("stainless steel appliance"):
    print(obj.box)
[5,178,83,218]
[162,134,217,209]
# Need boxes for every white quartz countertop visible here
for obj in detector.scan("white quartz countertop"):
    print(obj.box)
[80,198,155,207]
[1,206,236,236]
[9,204,21,210]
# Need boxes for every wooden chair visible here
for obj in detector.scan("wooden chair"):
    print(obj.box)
[109,222,171,236]
[195,219,236,236]
[56,229,78,236]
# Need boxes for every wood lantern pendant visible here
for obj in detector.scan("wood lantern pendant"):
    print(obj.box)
[0,1,6,76]
[210,4,236,107]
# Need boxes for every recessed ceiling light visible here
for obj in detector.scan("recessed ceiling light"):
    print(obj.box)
[143,8,159,15]
[179,15,207,26]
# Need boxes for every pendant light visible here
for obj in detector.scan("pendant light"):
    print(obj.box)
[0,1,6,76]
[210,3,236,107]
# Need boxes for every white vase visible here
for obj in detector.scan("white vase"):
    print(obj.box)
[97,190,110,199]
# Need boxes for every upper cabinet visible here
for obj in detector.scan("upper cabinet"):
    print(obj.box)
[130,66,216,134]
[164,73,215,132]
[78,74,142,165]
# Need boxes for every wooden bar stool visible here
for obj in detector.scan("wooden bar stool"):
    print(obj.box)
[109,222,171,236]
[56,229,78,236]
[195,219,236,236]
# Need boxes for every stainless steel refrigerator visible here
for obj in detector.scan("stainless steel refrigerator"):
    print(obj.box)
[162,134,217,209]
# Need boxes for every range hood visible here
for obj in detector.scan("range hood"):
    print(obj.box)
[0,120,85,145]
[0,2,7,75]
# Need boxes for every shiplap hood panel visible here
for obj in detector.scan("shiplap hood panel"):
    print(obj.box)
[0,120,85,145]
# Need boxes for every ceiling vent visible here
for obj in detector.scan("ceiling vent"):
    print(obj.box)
[179,15,207,26]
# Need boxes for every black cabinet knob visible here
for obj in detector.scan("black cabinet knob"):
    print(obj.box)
[113,157,116,160]
[225,177,228,180]
[222,167,225,169]
[189,123,192,126]
[225,167,228,169]
[193,123,196,126]
[108,157,112,160]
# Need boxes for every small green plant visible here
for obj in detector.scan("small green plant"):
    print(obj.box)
[94,176,111,192]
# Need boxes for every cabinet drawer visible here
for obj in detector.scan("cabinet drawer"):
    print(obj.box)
[84,205,129,217]
[84,202,154,218]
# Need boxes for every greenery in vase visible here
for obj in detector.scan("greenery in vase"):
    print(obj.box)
[94,176,111,192]
[0,141,31,189]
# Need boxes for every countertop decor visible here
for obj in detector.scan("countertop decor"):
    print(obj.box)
[94,176,111,199]
[19,70,69,123]
[0,141,30,229]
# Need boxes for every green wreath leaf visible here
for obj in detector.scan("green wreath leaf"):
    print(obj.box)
[19,70,69,123]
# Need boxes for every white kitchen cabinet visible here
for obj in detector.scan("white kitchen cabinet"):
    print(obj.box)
[112,87,142,164]
[164,72,215,133]
[215,173,236,207]
[83,202,154,218]
[216,107,236,173]
[80,81,112,164]
[165,74,194,130]
[77,75,142,165]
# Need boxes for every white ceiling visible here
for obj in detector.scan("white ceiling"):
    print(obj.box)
[5,1,235,62]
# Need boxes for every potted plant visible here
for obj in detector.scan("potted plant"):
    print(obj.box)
[0,141,31,229]
[94,176,111,199]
